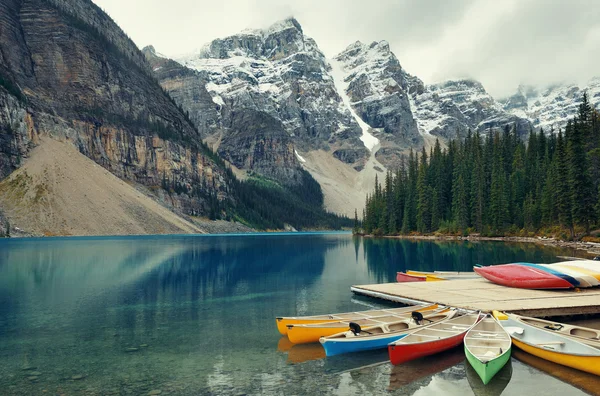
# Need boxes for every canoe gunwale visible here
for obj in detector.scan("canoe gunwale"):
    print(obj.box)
[390,313,481,347]
[320,310,456,344]
[510,313,600,340]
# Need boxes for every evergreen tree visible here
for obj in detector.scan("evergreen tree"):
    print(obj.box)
[353,209,360,234]
[568,119,595,234]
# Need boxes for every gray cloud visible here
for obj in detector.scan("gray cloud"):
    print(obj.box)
[93,0,600,98]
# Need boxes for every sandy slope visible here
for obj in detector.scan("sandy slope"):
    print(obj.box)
[301,148,385,218]
[0,137,206,236]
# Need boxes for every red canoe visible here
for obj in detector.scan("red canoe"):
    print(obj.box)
[474,264,574,289]
[396,272,426,283]
[388,313,481,365]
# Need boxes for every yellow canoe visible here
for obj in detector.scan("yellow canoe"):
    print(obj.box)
[494,311,600,376]
[276,303,437,335]
[286,306,444,344]
[405,271,445,281]
[511,338,600,376]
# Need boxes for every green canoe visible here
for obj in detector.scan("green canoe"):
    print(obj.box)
[464,314,512,385]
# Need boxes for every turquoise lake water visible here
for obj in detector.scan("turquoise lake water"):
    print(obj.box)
[0,233,591,395]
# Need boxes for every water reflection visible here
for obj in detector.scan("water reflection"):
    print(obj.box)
[466,358,513,396]
[512,348,600,395]
[361,238,575,283]
[287,343,327,364]
[0,234,588,395]
[388,347,464,391]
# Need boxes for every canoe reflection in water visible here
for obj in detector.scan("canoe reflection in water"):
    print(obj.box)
[323,349,389,374]
[388,346,464,391]
[277,336,294,353]
[277,337,327,364]
[466,358,513,396]
[512,348,600,395]
[288,343,327,364]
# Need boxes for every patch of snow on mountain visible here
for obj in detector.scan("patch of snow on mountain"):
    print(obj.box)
[294,149,306,163]
[329,58,379,151]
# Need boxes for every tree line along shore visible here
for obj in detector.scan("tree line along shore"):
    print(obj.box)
[358,93,600,242]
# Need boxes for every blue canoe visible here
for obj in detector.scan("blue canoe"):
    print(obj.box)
[319,309,457,357]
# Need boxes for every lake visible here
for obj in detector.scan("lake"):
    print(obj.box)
[0,233,591,395]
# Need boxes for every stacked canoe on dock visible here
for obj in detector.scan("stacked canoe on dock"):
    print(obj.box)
[396,270,479,283]
[474,260,600,289]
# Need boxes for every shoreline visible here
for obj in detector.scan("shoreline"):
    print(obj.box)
[362,234,600,258]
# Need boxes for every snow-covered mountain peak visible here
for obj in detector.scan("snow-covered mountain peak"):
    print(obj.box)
[336,40,397,71]
[264,17,303,35]
[502,78,600,130]
[179,18,310,63]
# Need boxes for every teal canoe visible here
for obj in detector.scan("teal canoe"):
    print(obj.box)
[464,314,512,385]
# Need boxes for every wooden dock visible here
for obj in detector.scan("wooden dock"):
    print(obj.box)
[351,279,600,317]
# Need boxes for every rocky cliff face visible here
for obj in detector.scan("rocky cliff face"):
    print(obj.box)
[155,18,367,172]
[413,79,531,139]
[332,41,422,154]
[330,40,531,163]
[0,0,231,217]
[144,44,306,185]
[502,79,600,131]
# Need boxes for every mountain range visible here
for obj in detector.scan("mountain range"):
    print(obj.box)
[142,17,596,217]
[0,4,595,235]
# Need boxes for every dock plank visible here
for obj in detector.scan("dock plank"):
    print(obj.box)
[352,278,600,317]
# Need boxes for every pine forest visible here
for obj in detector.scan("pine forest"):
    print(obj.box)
[359,93,600,240]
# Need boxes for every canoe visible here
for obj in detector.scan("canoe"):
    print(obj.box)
[286,305,441,344]
[465,357,512,396]
[473,263,574,289]
[275,303,437,335]
[396,272,426,282]
[405,270,445,281]
[551,264,600,286]
[550,260,600,282]
[319,309,458,357]
[543,264,598,288]
[401,270,480,282]
[388,312,481,365]
[504,312,600,348]
[493,311,600,376]
[552,259,600,274]
[515,263,580,287]
[408,270,479,278]
[464,314,512,385]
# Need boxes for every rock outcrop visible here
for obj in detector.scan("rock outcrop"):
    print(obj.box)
[0,0,231,219]
[147,18,368,179]
[333,41,422,148]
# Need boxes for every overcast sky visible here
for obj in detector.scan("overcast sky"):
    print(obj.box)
[92,0,600,98]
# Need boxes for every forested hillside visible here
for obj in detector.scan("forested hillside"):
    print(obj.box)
[361,93,599,239]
